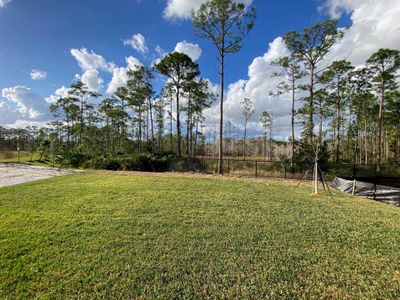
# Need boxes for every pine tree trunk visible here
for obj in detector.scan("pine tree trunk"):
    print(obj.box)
[291,77,296,164]
[186,94,191,156]
[378,78,385,167]
[364,119,368,165]
[218,51,225,174]
[169,101,173,152]
[138,106,142,154]
[336,78,341,163]
[176,87,181,157]
[308,63,315,144]
[149,99,154,149]
[243,120,247,159]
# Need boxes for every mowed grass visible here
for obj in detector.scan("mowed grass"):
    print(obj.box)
[0,151,61,168]
[1,173,400,299]
[0,151,32,162]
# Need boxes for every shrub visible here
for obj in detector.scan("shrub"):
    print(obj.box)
[61,149,91,168]
[121,155,149,171]
[61,151,205,173]
[169,157,205,172]
[119,154,165,172]
[152,157,170,172]
[100,157,121,171]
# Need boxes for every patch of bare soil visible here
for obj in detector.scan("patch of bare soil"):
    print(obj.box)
[0,163,84,187]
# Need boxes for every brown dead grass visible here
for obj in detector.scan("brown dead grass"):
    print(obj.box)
[94,169,312,188]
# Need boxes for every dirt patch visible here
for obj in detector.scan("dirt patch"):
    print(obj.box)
[95,170,310,187]
[0,163,84,187]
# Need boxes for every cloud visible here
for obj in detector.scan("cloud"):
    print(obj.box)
[123,33,148,54]
[70,48,142,94]
[70,48,113,92]
[203,37,292,139]
[126,56,142,69]
[0,100,48,128]
[2,86,50,120]
[155,45,166,57]
[0,0,11,9]
[151,45,168,66]
[0,101,20,125]
[204,0,400,139]
[0,49,137,127]
[151,42,201,67]
[319,0,375,19]
[81,70,104,93]
[174,41,202,61]
[107,56,142,94]
[4,119,49,129]
[70,48,111,72]
[30,69,47,80]
[45,86,71,104]
[322,0,400,66]
[164,0,253,20]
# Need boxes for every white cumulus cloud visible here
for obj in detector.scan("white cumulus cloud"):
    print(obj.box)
[123,33,149,54]
[204,0,400,139]
[107,56,142,94]
[70,48,111,72]
[164,0,253,20]
[174,41,202,61]
[70,48,142,94]
[322,0,400,66]
[203,37,292,139]
[30,69,47,80]
[0,0,11,9]
[45,86,72,104]
[0,101,20,125]
[79,70,104,93]
[70,48,113,92]
[2,86,50,119]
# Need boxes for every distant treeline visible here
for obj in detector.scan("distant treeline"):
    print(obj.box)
[1,2,399,169]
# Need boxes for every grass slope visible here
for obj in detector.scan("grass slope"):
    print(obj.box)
[1,173,400,298]
[0,151,61,168]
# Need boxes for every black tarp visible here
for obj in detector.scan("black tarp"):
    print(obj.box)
[332,177,400,206]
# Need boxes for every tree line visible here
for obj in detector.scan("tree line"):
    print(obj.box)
[1,0,399,170]
[274,20,400,166]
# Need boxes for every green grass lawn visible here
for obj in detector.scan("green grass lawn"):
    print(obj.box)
[0,151,61,168]
[1,173,400,298]
[0,150,32,162]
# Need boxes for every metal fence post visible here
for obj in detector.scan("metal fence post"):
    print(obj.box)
[255,161,258,177]
[284,164,287,180]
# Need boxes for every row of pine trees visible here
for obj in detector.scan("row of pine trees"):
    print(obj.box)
[1,0,399,169]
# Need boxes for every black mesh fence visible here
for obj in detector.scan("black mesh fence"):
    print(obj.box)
[193,157,400,182]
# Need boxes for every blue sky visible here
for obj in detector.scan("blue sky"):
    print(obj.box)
[0,0,399,138]
[0,0,341,93]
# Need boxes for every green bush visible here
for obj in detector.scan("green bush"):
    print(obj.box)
[61,149,91,168]
[152,157,170,172]
[169,157,205,172]
[59,150,204,173]
[102,154,168,172]
[121,154,152,171]
[100,158,121,171]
